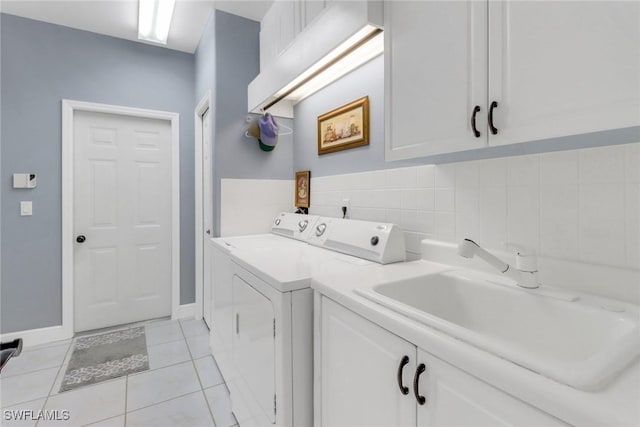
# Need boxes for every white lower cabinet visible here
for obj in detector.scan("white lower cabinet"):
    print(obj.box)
[318,297,568,427]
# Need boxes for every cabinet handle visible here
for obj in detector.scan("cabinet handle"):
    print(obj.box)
[471,105,481,138]
[397,355,410,395]
[236,313,239,335]
[488,101,499,135]
[413,363,427,405]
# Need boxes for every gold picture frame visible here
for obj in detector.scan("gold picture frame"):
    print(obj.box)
[317,96,370,155]
[295,171,311,208]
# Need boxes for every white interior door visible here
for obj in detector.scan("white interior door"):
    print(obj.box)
[74,110,172,332]
[201,108,213,328]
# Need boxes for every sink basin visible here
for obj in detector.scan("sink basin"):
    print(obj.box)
[355,269,640,390]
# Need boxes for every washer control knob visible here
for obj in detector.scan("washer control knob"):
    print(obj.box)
[274,219,281,226]
[315,223,327,237]
[298,220,308,232]
[370,236,379,246]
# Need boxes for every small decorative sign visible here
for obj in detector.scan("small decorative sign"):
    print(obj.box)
[295,171,311,208]
[317,96,370,155]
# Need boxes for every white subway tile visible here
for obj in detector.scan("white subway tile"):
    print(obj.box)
[579,145,625,184]
[401,189,419,210]
[479,186,507,250]
[385,168,406,189]
[539,150,578,186]
[400,210,433,233]
[435,188,455,212]
[416,165,435,188]
[626,143,640,183]
[507,186,539,252]
[455,162,479,188]
[579,184,625,266]
[507,155,539,187]
[455,213,480,243]
[539,184,579,259]
[350,207,387,222]
[479,158,507,187]
[416,189,435,211]
[434,212,456,241]
[386,209,402,226]
[370,170,388,189]
[435,164,456,188]
[455,187,478,214]
[383,189,403,209]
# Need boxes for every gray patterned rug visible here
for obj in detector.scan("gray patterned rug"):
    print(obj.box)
[60,326,149,392]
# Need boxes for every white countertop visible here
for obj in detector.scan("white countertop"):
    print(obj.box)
[311,259,640,426]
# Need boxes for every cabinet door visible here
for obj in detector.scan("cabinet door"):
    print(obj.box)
[489,1,640,146]
[320,298,416,427]
[416,349,568,426]
[385,0,488,161]
[232,275,276,423]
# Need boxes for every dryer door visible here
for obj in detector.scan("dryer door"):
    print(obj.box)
[232,274,276,423]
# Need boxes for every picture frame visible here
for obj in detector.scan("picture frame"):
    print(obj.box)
[317,96,369,155]
[295,171,311,208]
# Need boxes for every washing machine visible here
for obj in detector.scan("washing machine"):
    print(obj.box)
[224,217,406,427]
[207,213,320,390]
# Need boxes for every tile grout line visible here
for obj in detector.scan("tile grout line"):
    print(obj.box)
[177,320,217,426]
[34,338,74,427]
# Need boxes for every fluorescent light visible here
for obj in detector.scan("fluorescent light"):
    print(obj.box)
[138,0,176,45]
[285,31,384,103]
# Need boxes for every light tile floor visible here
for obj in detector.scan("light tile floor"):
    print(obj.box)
[0,318,238,427]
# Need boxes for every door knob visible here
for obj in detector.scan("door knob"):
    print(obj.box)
[76,235,86,243]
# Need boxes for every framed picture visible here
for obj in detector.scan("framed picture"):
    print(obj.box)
[295,171,310,208]
[317,96,369,155]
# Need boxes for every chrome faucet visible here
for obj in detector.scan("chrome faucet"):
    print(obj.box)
[457,239,539,289]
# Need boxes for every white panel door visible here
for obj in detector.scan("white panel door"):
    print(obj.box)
[416,349,567,427]
[201,108,213,328]
[320,298,416,427]
[488,1,640,146]
[385,0,487,160]
[74,111,172,332]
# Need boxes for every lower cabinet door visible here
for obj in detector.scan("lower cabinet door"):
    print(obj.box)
[232,275,276,423]
[320,297,417,427]
[416,349,568,426]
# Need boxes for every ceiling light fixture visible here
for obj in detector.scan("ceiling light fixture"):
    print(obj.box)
[138,0,176,45]
[263,25,384,111]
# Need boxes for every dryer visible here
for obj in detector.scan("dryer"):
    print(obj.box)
[222,216,406,427]
[207,213,320,391]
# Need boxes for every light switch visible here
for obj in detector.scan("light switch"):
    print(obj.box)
[20,201,32,216]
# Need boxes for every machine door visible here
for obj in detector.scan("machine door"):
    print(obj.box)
[232,274,276,423]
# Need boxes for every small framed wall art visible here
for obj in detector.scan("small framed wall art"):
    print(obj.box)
[295,171,311,208]
[317,96,369,155]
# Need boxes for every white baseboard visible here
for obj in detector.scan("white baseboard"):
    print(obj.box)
[173,303,197,320]
[0,325,72,349]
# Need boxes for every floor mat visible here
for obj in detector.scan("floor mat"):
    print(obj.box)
[60,326,148,392]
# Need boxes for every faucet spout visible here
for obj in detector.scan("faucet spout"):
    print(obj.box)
[457,239,509,273]
[457,238,540,289]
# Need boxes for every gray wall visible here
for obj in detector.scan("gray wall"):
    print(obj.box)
[0,13,196,333]
[293,54,640,176]
[196,10,293,237]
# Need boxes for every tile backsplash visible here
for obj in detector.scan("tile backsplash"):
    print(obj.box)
[310,142,640,270]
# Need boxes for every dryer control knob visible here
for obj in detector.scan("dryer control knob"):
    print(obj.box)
[274,219,281,226]
[315,223,327,236]
[298,220,308,231]
[370,236,379,246]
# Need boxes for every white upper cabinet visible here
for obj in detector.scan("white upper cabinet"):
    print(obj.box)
[385,1,640,161]
[385,1,488,160]
[260,0,298,71]
[488,1,640,146]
